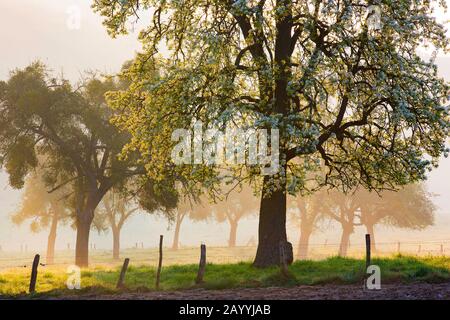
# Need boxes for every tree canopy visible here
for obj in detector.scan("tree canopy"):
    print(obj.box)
[94,0,449,192]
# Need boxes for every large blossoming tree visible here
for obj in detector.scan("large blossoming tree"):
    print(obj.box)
[93,0,449,267]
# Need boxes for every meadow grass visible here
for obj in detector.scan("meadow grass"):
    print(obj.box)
[0,255,449,298]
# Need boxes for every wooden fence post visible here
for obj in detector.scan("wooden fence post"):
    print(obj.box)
[195,244,207,284]
[29,254,40,294]
[279,241,289,277]
[116,258,130,289]
[365,234,371,269]
[397,242,401,254]
[441,244,444,255]
[156,235,163,289]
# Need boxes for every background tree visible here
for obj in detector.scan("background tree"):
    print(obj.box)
[288,191,326,259]
[323,184,435,256]
[170,195,210,250]
[171,204,187,250]
[321,190,361,256]
[359,184,435,252]
[210,186,259,247]
[94,0,449,267]
[98,190,138,259]
[11,171,72,264]
[0,63,146,266]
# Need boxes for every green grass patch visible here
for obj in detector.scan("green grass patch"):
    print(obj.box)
[1,255,449,298]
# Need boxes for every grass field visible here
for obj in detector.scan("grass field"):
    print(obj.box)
[0,246,259,270]
[1,255,449,298]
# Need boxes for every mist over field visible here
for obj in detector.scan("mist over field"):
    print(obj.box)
[1,0,450,305]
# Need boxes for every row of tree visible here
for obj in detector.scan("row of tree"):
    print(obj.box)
[172,183,435,259]
[12,170,434,264]
[291,184,435,259]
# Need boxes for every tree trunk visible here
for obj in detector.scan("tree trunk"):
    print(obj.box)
[252,0,293,268]
[338,226,352,257]
[366,223,376,253]
[112,227,120,260]
[297,228,312,260]
[228,220,238,248]
[253,176,293,268]
[172,212,183,250]
[75,207,95,267]
[46,212,59,265]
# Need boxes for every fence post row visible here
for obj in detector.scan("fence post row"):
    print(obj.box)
[12,237,450,295]
[156,235,163,289]
[279,241,289,277]
[365,234,371,269]
[116,258,130,289]
[195,244,207,284]
[29,254,40,294]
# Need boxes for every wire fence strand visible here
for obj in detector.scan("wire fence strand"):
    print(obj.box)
[1,239,450,271]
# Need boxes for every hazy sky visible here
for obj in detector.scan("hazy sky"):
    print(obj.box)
[0,1,449,252]
[0,0,143,82]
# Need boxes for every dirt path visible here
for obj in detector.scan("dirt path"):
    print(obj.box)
[63,282,450,300]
